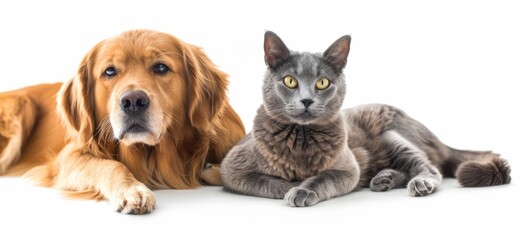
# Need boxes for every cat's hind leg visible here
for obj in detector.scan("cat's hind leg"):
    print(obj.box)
[370,168,408,192]
[382,130,443,196]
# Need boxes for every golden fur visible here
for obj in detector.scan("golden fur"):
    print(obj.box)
[0,30,245,214]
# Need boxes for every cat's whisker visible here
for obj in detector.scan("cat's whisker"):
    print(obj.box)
[269,115,288,132]
[327,113,342,129]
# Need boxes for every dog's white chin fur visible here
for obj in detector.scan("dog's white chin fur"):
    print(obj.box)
[120,132,161,146]
[110,110,165,146]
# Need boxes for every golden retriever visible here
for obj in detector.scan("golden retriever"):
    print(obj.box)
[0,29,245,214]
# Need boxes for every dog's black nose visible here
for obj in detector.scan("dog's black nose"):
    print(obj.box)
[300,99,314,108]
[120,90,149,114]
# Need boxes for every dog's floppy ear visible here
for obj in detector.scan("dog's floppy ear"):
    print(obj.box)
[180,41,227,131]
[57,44,99,142]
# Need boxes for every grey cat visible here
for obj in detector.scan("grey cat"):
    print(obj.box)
[220,31,511,207]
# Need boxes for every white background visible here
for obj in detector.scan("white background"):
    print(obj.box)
[0,0,525,239]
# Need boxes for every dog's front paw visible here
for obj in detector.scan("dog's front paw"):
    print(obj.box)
[284,186,319,207]
[111,184,156,214]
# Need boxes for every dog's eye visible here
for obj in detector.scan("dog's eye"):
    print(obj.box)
[104,67,117,77]
[153,63,169,75]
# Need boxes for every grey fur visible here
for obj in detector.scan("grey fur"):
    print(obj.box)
[221,31,511,206]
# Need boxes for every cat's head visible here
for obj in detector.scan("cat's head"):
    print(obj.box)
[262,31,351,125]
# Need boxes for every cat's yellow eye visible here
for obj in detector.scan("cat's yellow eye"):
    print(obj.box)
[283,76,298,89]
[316,78,330,90]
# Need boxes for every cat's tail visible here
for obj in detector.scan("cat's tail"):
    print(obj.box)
[445,148,511,187]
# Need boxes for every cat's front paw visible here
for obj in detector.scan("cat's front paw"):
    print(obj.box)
[407,177,436,197]
[284,186,319,207]
[370,173,394,192]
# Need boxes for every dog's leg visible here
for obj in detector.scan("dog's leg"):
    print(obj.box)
[0,95,37,174]
[34,144,157,214]
[201,163,223,185]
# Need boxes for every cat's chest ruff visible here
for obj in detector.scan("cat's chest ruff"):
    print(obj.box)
[254,117,345,181]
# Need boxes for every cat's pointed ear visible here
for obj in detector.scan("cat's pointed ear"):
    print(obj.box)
[323,35,351,71]
[264,31,290,69]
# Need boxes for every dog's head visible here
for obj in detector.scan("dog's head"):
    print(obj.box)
[59,30,227,146]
